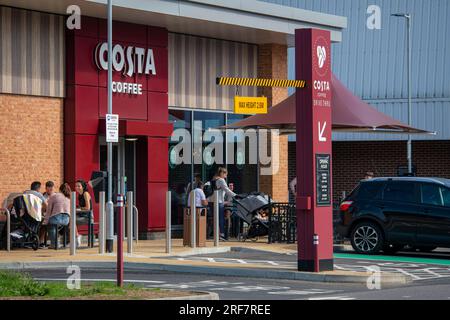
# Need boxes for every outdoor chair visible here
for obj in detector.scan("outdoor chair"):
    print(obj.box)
[76,210,95,248]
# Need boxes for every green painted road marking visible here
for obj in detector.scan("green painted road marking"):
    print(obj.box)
[334,253,450,266]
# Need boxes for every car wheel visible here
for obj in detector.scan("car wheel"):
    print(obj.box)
[350,222,384,254]
[383,244,403,255]
[415,246,437,253]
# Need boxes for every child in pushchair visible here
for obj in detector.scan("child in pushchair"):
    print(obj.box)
[6,194,43,250]
[233,192,271,242]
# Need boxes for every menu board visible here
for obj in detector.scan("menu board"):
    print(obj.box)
[316,154,331,206]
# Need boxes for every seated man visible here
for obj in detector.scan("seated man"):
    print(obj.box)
[187,181,208,208]
[24,181,48,211]
[24,181,48,248]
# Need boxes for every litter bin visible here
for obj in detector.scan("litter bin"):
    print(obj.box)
[183,207,207,247]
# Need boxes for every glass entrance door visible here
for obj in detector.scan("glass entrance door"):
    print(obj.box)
[99,137,136,233]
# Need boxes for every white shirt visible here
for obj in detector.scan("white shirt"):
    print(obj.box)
[210,178,236,204]
[187,188,207,207]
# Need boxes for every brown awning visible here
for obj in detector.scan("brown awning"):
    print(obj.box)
[225,74,434,135]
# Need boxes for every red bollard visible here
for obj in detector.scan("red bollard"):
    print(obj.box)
[117,194,124,287]
[313,234,320,273]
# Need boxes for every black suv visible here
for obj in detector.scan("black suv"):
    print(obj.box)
[337,177,450,254]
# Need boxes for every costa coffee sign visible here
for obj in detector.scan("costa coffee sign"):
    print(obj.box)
[312,35,331,104]
[94,42,157,95]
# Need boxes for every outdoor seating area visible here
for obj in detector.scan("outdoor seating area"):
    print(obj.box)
[0,180,96,251]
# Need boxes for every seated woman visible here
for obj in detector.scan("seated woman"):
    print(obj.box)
[44,183,71,249]
[75,179,92,212]
[75,179,93,247]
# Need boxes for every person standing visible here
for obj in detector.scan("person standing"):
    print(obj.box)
[365,171,374,180]
[209,167,236,241]
[224,182,235,240]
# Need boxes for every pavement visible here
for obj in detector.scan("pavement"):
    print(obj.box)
[23,266,450,300]
[25,268,372,300]
[0,238,408,284]
[4,238,450,299]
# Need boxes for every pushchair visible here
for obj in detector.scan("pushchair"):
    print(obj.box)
[233,192,271,242]
[7,194,42,250]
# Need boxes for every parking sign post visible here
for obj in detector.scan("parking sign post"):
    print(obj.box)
[105,0,114,254]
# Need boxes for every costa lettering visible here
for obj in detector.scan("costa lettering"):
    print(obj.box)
[112,81,143,95]
[95,42,157,77]
[313,80,330,92]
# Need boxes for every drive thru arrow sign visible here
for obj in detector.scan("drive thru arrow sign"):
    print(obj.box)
[318,121,327,142]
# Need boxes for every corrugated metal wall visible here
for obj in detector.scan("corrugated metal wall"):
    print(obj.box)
[262,0,450,141]
[0,6,65,98]
[169,33,258,111]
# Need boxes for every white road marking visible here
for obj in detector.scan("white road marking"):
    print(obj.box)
[236,259,248,264]
[335,263,450,281]
[268,289,340,296]
[309,296,355,300]
[422,268,444,277]
[172,256,450,282]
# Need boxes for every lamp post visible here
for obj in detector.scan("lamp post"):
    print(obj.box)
[106,0,114,252]
[392,13,412,175]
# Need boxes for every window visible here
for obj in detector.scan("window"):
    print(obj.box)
[168,109,260,226]
[442,187,450,207]
[226,113,258,194]
[356,182,384,200]
[383,182,417,203]
[421,184,443,207]
[193,111,226,184]
[169,110,192,225]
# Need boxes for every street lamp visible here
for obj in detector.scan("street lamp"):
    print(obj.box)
[106,0,114,252]
[391,13,412,175]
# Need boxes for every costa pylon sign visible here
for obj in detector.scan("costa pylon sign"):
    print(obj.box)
[296,29,333,272]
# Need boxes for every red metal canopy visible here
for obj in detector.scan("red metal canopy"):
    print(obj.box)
[225,74,433,135]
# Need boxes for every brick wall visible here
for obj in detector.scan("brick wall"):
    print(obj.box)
[0,93,64,203]
[257,43,289,202]
[289,140,450,203]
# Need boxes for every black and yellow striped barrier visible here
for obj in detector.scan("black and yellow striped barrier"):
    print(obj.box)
[216,77,306,88]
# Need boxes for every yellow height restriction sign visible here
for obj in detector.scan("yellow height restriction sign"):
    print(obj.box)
[234,96,268,114]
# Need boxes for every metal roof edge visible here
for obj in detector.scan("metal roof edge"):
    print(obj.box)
[186,0,348,29]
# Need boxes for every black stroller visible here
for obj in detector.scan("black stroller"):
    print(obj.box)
[233,192,271,242]
[8,194,42,250]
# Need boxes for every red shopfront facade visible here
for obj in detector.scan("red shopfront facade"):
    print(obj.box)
[64,17,172,238]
